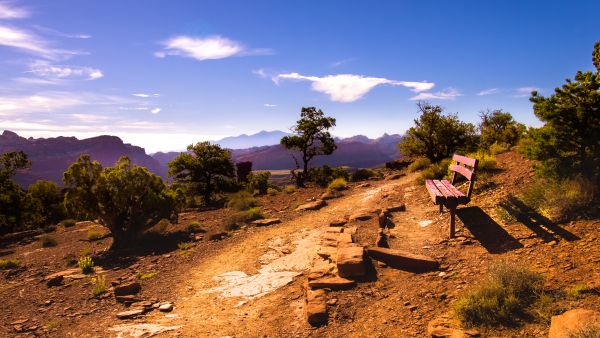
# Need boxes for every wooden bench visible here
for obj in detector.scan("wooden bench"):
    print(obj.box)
[425,154,478,238]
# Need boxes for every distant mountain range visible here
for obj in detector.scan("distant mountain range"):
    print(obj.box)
[2,130,402,187]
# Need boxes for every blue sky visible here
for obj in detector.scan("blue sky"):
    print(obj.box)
[0,1,599,152]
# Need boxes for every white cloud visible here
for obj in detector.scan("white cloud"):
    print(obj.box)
[264,103,277,107]
[331,58,356,67]
[514,87,539,97]
[477,88,499,96]
[252,68,269,78]
[410,88,462,101]
[132,93,160,98]
[151,108,161,114]
[273,72,435,102]
[27,60,103,80]
[0,1,29,19]
[156,35,271,61]
[0,24,81,60]
[32,25,91,39]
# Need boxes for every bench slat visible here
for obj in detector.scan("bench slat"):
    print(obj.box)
[441,180,469,204]
[433,180,457,201]
[450,164,473,181]
[425,179,444,204]
[452,154,477,167]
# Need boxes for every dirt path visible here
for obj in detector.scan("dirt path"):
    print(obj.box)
[126,174,439,337]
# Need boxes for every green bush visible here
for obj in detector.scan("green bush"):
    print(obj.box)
[77,256,94,274]
[328,178,347,191]
[60,219,77,228]
[467,152,497,171]
[479,109,526,149]
[521,178,594,222]
[246,207,265,221]
[408,158,431,172]
[0,259,21,269]
[40,234,57,247]
[567,284,592,299]
[87,229,105,241]
[454,262,544,326]
[91,275,107,297]
[227,191,258,211]
[283,185,296,194]
[416,158,451,184]
[246,171,273,195]
[351,169,377,182]
[187,221,205,233]
[489,142,510,155]
[267,187,279,196]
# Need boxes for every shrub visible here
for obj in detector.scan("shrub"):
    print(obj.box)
[408,158,431,172]
[227,191,258,211]
[567,284,592,299]
[136,271,157,281]
[147,218,170,235]
[467,152,497,171]
[77,256,94,274]
[351,169,377,182]
[246,207,265,221]
[60,219,76,228]
[87,229,105,241]
[479,109,526,149]
[247,171,273,195]
[416,158,452,184]
[454,262,544,326]
[284,185,296,194]
[521,178,594,222]
[40,235,57,247]
[267,187,279,196]
[91,275,107,297]
[0,259,21,269]
[177,242,192,250]
[489,142,510,155]
[328,178,347,191]
[187,221,205,233]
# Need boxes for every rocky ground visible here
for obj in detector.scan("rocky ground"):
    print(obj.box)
[1,151,598,337]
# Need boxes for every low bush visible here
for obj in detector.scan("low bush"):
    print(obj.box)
[87,229,105,241]
[489,142,510,155]
[521,178,594,222]
[40,234,57,247]
[91,275,107,297]
[246,171,273,195]
[283,185,296,194]
[454,261,544,326]
[78,256,94,274]
[467,151,497,171]
[416,158,451,184]
[328,178,348,191]
[177,242,192,250]
[227,191,258,211]
[566,284,593,299]
[408,158,431,172]
[267,187,279,196]
[187,221,204,233]
[0,259,21,269]
[60,219,76,228]
[136,271,157,281]
[351,169,377,182]
[246,207,265,221]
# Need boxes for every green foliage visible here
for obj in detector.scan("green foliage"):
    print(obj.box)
[408,158,431,172]
[466,151,497,171]
[63,155,182,250]
[351,168,377,182]
[246,171,275,195]
[78,256,94,274]
[168,141,235,204]
[398,102,478,162]
[454,262,544,326]
[0,151,32,234]
[521,178,594,223]
[246,207,265,221]
[40,234,57,247]
[136,271,157,281]
[525,42,600,188]
[27,180,65,227]
[60,219,76,228]
[91,275,107,297]
[489,142,510,155]
[0,259,21,269]
[328,178,347,191]
[479,109,526,149]
[416,158,452,184]
[87,229,105,241]
[227,191,258,211]
[281,107,337,187]
[187,221,204,233]
[309,165,349,187]
[567,284,592,299]
[177,242,192,250]
[267,187,279,196]
[283,185,296,194]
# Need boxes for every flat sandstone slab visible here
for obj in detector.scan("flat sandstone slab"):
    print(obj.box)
[367,247,439,272]
[296,199,327,211]
[308,276,356,290]
[337,246,366,277]
[251,218,281,226]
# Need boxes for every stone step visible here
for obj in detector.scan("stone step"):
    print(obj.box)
[367,247,439,272]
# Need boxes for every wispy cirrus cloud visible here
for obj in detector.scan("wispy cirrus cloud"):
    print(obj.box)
[0,24,83,60]
[156,35,272,61]
[32,25,91,39]
[273,72,435,102]
[0,1,29,19]
[264,103,277,107]
[132,93,160,98]
[477,88,499,96]
[26,60,103,81]
[409,87,462,101]
[514,87,539,97]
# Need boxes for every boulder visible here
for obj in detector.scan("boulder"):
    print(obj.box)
[159,303,173,312]
[296,199,326,211]
[320,190,341,200]
[46,275,64,287]
[337,246,366,277]
[114,281,141,296]
[305,289,327,326]
[329,218,347,227]
[116,309,145,320]
[251,218,281,227]
[308,277,356,290]
[549,308,600,338]
[367,247,439,272]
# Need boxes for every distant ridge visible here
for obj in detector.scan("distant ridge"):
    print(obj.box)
[213,130,291,149]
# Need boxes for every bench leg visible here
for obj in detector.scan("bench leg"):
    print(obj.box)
[449,208,456,238]
[439,204,444,213]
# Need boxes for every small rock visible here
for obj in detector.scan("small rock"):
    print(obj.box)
[308,277,356,290]
[305,289,327,327]
[46,275,64,287]
[159,303,173,312]
[296,199,327,211]
[114,281,141,296]
[329,219,347,227]
[337,246,366,277]
[116,309,145,320]
[251,218,281,227]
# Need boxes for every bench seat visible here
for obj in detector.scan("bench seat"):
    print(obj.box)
[425,179,468,205]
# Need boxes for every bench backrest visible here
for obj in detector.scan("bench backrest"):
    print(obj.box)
[449,154,478,199]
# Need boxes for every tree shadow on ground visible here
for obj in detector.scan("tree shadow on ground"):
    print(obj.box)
[456,206,523,254]
[498,197,580,242]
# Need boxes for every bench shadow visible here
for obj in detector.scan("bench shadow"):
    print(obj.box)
[498,197,580,242]
[456,206,523,254]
